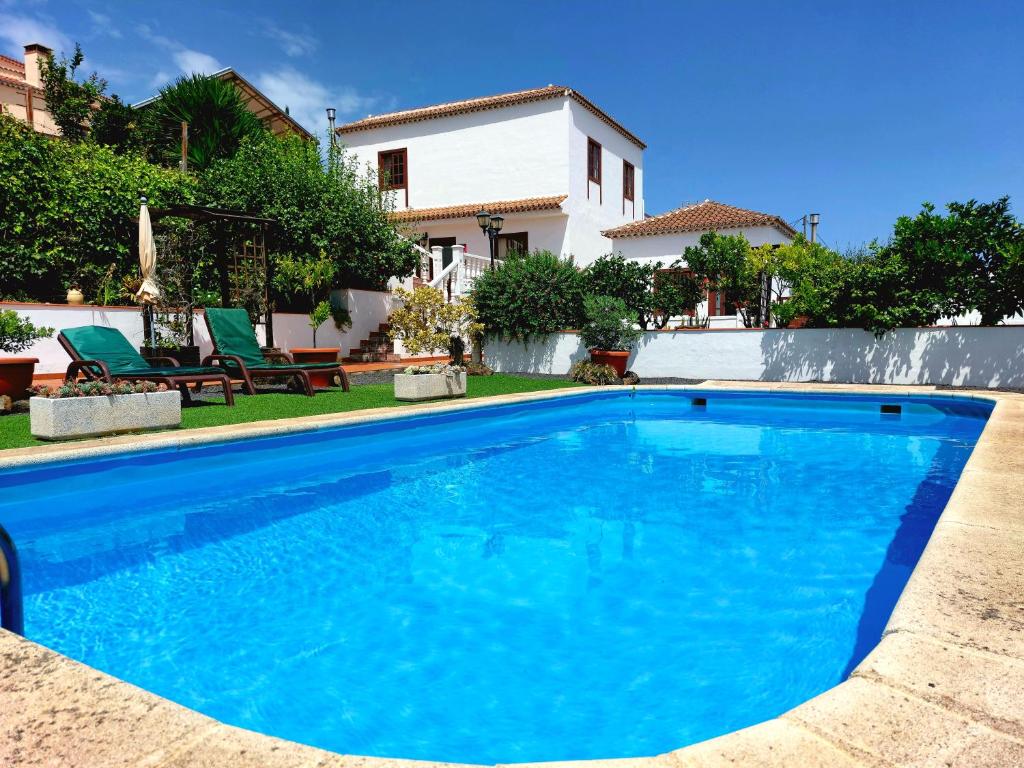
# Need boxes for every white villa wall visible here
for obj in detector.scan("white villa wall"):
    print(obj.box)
[610,225,792,267]
[340,100,570,211]
[566,101,645,266]
[406,212,570,262]
[3,289,397,375]
[484,327,1024,388]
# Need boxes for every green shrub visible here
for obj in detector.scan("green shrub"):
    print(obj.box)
[579,295,642,351]
[569,360,620,385]
[586,253,702,329]
[0,310,53,354]
[0,113,196,301]
[202,132,417,290]
[472,250,585,341]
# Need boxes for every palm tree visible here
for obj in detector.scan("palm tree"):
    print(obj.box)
[141,74,265,171]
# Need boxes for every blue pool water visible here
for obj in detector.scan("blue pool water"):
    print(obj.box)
[0,391,990,763]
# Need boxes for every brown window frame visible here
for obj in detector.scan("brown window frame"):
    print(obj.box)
[496,231,529,258]
[378,148,408,205]
[622,161,634,202]
[587,138,602,185]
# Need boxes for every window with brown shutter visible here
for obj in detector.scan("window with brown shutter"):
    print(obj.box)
[378,148,407,191]
[623,161,634,202]
[587,138,602,185]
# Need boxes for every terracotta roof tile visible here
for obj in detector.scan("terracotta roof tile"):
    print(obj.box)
[0,54,25,77]
[339,85,645,149]
[389,195,567,223]
[602,200,797,239]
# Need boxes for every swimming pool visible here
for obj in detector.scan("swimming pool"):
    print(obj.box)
[0,390,991,764]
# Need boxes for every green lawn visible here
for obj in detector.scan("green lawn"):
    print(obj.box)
[0,374,582,451]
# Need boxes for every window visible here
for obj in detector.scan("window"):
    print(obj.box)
[497,232,529,259]
[623,161,635,202]
[378,148,407,191]
[587,138,602,185]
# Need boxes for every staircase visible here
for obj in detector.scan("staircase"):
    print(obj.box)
[346,323,401,363]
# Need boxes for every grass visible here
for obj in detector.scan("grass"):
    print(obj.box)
[0,374,583,452]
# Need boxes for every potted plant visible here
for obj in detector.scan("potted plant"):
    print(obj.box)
[387,285,482,401]
[580,295,641,377]
[273,252,346,387]
[30,380,180,441]
[0,310,53,400]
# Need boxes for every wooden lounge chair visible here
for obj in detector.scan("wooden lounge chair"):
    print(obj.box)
[59,326,235,406]
[202,307,350,397]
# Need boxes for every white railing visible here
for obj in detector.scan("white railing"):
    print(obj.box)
[425,245,499,300]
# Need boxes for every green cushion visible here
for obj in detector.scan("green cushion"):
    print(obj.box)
[63,326,152,373]
[118,365,227,377]
[204,308,265,367]
[216,360,339,372]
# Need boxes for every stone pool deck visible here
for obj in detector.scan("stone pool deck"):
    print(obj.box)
[2,383,1022,767]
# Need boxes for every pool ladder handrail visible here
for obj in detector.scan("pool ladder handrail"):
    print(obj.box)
[0,523,23,635]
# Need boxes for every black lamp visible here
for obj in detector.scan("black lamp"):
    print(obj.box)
[476,210,504,270]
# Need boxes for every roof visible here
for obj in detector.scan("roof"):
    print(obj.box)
[389,195,568,224]
[338,85,646,149]
[0,53,25,77]
[134,68,312,139]
[602,199,797,239]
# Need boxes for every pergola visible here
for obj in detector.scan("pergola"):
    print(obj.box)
[144,204,278,347]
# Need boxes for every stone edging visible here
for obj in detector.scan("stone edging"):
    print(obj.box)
[2,383,1022,767]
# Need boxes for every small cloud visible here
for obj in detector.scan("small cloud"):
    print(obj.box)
[138,25,221,78]
[173,49,222,75]
[87,10,122,39]
[254,66,380,134]
[262,21,317,57]
[147,69,173,89]
[0,12,72,54]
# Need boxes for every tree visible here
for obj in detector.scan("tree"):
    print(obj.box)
[272,252,342,347]
[585,253,701,330]
[91,95,143,154]
[471,250,586,340]
[141,74,265,171]
[879,198,1024,327]
[388,285,483,364]
[0,310,53,354]
[0,113,196,301]
[201,131,418,290]
[682,232,760,326]
[38,43,105,142]
[770,237,858,329]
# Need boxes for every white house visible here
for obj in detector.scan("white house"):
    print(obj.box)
[336,85,645,266]
[603,199,797,327]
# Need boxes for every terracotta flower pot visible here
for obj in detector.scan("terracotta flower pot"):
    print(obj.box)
[289,347,340,388]
[0,357,39,400]
[589,349,630,377]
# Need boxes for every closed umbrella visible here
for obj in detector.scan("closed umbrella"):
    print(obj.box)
[136,197,159,347]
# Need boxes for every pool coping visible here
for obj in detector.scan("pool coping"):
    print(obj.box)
[2,382,1023,767]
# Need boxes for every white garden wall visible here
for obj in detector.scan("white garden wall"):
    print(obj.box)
[485,327,1024,388]
[3,288,397,376]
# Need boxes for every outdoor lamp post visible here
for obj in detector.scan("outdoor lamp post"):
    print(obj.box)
[326,107,337,146]
[475,211,504,270]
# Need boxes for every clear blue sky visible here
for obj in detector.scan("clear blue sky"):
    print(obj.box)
[3,0,1021,248]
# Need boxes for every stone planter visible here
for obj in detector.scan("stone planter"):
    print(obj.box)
[30,391,182,441]
[394,372,467,402]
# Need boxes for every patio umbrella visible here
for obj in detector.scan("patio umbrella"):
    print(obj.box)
[136,198,160,347]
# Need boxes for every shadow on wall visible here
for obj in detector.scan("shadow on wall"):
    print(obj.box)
[759,328,1024,388]
[483,334,588,375]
